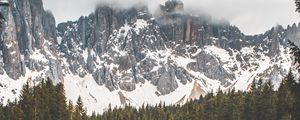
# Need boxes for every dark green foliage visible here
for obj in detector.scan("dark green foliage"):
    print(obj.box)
[0,78,76,120]
[288,40,300,120]
[53,83,69,120]
[19,82,35,120]
[67,100,74,120]
[90,75,300,120]
[288,40,300,70]
[277,71,295,120]
[75,96,87,120]
[0,75,300,120]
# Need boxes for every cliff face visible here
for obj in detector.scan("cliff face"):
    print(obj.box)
[0,0,298,113]
[0,0,62,81]
[56,0,292,95]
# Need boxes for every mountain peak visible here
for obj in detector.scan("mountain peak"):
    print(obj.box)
[161,0,184,13]
[0,0,296,114]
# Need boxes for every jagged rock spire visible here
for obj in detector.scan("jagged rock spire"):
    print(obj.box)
[0,0,9,6]
[161,0,184,12]
[0,0,9,30]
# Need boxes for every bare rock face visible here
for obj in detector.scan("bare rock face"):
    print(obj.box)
[188,51,235,86]
[2,6,22,79]
[188,81,205,101]
[156,67,178,95]
[55,0,293,94]
[0,0,296,96]
[160,0,184,13]
[0,0,62,82]
[287,23,300,47]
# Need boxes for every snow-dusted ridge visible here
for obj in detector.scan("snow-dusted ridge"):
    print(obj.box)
[0,0,297,115]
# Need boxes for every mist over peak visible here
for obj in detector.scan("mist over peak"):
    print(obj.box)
[95,0,146,10]
[0,0,299,116]
[44,0,298,35]
[93,0,165,16]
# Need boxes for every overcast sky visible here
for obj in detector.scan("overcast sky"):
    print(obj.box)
[43,0,300,35]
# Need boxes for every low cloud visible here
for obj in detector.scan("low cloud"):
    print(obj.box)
[43,0,163,23]
[43,0,299,35]
[183,0,299,35]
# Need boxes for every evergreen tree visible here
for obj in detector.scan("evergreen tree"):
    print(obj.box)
[288,40,300,70]
[34,80,51,120]
[2,75,300,120]
[230,90,244,120]
[106,104,112,120]
[90,112,97,120]
[53,83,68,120]
[138,104,147,120]
[11,102,24,120]
[67,100,74,120]
[260,80,277,120]
[45,78,56,120]
[75,96,87,120]
[0,103,5,120]
[19,82,35,120]
[243,80,258,120]
[204,95,218,120]
[155,103,165,120]
[286,71,300,120]
[277,73,295,120]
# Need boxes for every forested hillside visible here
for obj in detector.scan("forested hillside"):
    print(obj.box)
[0,66,299,120]
[0,0,299,120]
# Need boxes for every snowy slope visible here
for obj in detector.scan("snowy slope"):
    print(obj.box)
[0,0,296,115]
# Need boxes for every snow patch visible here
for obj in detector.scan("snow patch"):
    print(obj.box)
[133,19,148,34]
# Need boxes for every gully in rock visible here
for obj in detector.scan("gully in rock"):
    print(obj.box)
[0,0,298,115]
[0,0,9,32]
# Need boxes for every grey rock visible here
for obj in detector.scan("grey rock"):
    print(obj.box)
[157,67,178,95]
[0,0,296,96]
[119,82,136,92]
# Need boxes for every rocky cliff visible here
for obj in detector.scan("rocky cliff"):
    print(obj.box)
[0,0,298,113]
[0,0,62,81]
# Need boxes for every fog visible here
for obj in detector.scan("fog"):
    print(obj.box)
[43,0,300,35]
[43,0,162,23]
[184,0,299,35]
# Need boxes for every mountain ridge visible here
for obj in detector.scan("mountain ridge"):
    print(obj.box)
[0,0,297,114]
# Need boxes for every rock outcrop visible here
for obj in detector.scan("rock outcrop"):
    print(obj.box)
[0,0,62,83]
[0,0,296,100]
[56,0,293,95]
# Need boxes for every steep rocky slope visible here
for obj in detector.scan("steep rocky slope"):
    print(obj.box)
[0,0,297,113]
[0,0,61,104]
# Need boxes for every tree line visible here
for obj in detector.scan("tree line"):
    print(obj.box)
[1,20,300,120]
[0,78,87,120]
[0,69,299,120]
[0,42,299,120]
[0,40,299,120]
[94,71,300,120]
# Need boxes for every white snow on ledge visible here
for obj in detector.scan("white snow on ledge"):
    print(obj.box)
[0,42,293,115]
[0,1,9,4]
[133,19,149,34]
[63,74,195,115]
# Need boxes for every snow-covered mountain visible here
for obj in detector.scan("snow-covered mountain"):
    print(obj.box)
[0,0,298,114]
